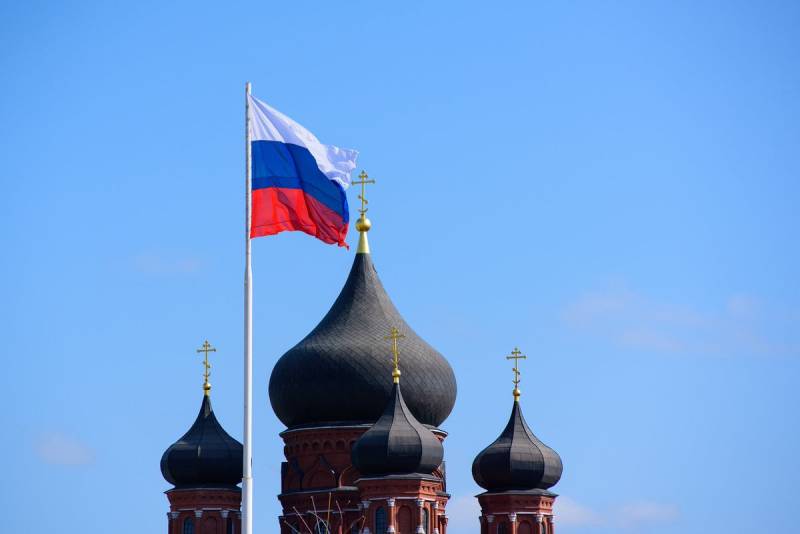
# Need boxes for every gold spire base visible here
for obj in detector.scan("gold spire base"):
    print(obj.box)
[513,387,521,401]
[393,369,401,384]
[356,216,371,254]
[204,382,211,396]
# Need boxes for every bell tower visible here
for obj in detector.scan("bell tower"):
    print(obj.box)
[471,348,563,534]
[160,341,244,534]
[267,182,457,534]
[350,328,449,534]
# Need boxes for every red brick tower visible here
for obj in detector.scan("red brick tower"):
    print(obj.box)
[161,341,243,534]
[268,207,457,534]
[471,349,563,534]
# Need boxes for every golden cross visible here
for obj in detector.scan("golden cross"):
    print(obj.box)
[352,170,376,216]
[506,347,527,400]
[385,327,405,383]
[196,340,217,395]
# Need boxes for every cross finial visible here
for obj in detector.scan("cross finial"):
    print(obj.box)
[352,170,376,253]
[506,347,527,401]
[196,340,217,395]
[385,327,405,383]
[352,170,376,218]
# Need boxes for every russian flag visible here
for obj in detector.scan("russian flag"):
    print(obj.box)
[247,95,358,247]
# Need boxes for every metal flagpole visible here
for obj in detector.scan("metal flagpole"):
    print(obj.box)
[243,81,254,534]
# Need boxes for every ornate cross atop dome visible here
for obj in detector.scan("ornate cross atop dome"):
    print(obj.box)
[506,346,526,401]
[353,169,376,253]
[196,339,217,395]
[385,326,405,383]
[353,169,375,218]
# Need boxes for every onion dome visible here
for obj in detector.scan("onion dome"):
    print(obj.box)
[471,399,563,492]
[351,329,444,477]
[160,394,243,488]
[268,205,457,429]
[352,381,444,476]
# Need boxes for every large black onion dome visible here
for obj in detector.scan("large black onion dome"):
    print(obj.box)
[269,252,457,428]
[160,395,243,488]
[472,400,562,492]
[352,382,443,476]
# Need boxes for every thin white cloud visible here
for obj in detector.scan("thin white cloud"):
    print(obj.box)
[555,497,678,531]
[555,496,603,526]
[35,431,95,466]
[562,288,799,358]
[133,253,202,275]
[617,501,679,528]
[445,495,481,532]
[444,495,678,532]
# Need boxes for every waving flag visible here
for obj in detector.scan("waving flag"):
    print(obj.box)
[247,95,358,247]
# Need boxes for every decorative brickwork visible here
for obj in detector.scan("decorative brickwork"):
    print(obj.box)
[476,492,555,534]
[165,487,241,534]
[356,477,448,534]
[276,425,449,534]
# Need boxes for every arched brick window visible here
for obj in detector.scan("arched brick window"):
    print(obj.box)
[183,517,195,534]
[397,505,412,534]
[375,507,388,534]
[202,517,217,534]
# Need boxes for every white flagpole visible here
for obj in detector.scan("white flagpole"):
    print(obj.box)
[243,81,254,534]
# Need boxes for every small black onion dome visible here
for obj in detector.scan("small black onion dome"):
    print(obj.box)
[351,382,444,477]
[269,252,457,428]
[160,395,243,488]
[472,400,562,492]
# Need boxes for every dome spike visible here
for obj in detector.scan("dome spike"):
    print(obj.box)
[352,169,375,254]
[196,339,217,396]
[506,347,526,401]
[385,326,405,383]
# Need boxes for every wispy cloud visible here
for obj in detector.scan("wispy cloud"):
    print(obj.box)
[444,495,481,532]
[133,253,202,275]
[35,431,95,466]
[556,496,604,526]
[618,501,679,528]
[562,288,799,358]
[446,495,677,532]
[555,497,678,531]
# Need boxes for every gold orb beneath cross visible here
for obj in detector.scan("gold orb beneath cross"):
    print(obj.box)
[355,216,371,232]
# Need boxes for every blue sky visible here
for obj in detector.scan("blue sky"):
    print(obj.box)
[1,1,798,533]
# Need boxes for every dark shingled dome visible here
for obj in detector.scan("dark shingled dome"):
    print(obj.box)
[160,395,243,488]
[269,252,457,428]
[472,400,562,492]
[351,382,443,477]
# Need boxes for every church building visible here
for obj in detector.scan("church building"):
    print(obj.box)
[160,204,563,534]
